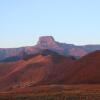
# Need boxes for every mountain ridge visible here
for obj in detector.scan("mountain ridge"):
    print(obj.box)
[1,36,100,61]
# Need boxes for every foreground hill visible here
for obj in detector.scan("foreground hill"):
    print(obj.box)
[1,36,100,61]
[66,50,100,84]
[1,50,100,92]
[0,50,75,91]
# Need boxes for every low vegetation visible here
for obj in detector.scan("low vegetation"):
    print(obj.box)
[1,85,100,100]
[0,93,100,100]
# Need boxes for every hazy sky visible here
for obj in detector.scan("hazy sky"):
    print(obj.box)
[0,0,100,48]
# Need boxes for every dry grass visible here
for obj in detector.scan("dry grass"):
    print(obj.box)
[0,85,100,100]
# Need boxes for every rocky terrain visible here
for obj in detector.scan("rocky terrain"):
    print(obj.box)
[0,37,100,100]
[1,36,100,61]
[0,49,100,92]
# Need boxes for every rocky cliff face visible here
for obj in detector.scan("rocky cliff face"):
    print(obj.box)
[1,36,100,61]
[38,36,56,46]
[37,36,64,52]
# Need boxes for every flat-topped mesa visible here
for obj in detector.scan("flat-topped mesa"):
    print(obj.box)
[37,36,56,47]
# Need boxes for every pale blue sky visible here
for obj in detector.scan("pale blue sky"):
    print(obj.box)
[0,0,100,48]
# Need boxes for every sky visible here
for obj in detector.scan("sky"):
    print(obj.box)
[0,0,100,48]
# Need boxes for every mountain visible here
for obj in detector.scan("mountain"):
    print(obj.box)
[64,50,100,84]
[1,36,100,61]
[1,50,100,92]
[0,50,75,91]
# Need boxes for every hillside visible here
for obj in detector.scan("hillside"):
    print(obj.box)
[0,50,75,92]
[66,50,100,84]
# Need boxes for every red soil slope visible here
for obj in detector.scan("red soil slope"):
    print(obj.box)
[0,50,75,92]
[66,50,100,84]
[1,50,100,92]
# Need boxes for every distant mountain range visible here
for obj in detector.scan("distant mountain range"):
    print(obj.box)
[1,36,100,62]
